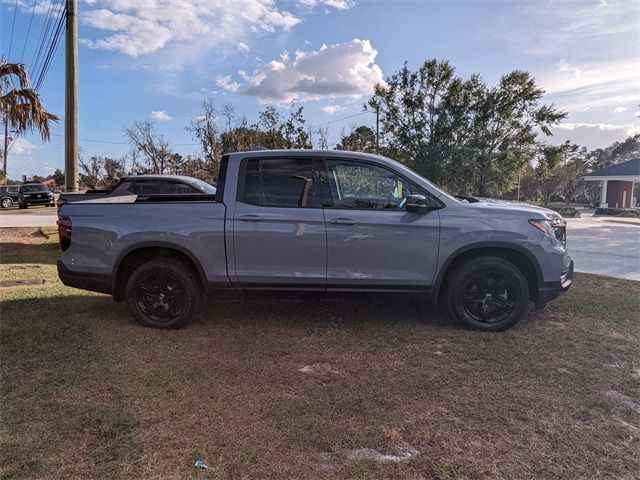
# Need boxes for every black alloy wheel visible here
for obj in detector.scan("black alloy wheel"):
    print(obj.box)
[446,256,529,331]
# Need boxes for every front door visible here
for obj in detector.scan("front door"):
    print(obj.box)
[323,158,440,290]
[232,157,326,289]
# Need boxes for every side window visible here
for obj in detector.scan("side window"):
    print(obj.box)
[240,158,320,208]
[128,181,164,195]
[165,181,200,194]
[326,159,414,210]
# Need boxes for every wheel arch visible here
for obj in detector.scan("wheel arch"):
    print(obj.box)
[433,242,543,304]
[113,242,206,301]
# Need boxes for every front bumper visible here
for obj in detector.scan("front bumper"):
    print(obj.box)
[536,259,574,306]
[23,195,54,205]
[57,260,112,295]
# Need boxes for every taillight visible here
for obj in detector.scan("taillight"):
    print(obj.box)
[57,216,72,251]
[55,197,66,211]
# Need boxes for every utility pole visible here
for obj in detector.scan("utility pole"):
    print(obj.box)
[375,104,380,154]
[65,0,79,192]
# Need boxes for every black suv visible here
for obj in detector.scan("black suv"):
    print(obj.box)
[18,183,55,209]
[0,186,20,208]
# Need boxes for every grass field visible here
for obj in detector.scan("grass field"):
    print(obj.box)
[1,228,639,479]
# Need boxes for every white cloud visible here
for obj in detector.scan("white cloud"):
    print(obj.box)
[321,104,346,115]
[3,137,37,155]
[237,42,250,53]
[612,106,627,113]
[551,122,640,148]
[555,59,581,77]
[243,39,384,103]
[215,75,241,92]
[79,0,301,57]
[150,110,173,121]
[298,0,355,10]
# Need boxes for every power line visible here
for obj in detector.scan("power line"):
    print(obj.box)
[309,110,370,129]
[29,0,58,72]
[34,3,66,91]
[51,132,199,147]
[6,0,18,58]
[30,0,63,88]
[20,0,38,62]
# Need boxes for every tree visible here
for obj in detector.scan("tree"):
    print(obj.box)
[186,100,223,182]
[336,125,377,152]
[124,121,182,174]
[535,145,565,205]
[51,168,65,186]
[79,154,126,189]
[461,71,566,197]
[1,61,58,179]
[370,60,566,197]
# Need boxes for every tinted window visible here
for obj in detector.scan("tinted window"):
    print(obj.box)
[129,181,164,194]
[241,158,319,208]
[21,184,48,193]
[165,181,200,194]
[326,160,414,210]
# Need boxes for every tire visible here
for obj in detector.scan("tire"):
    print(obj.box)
[125,258,201,329]
[1,197,12,208]
[446,256,529,331]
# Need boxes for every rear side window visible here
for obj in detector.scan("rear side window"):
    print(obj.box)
[165,181,200,194]
[128,181,164,194]
[239,158,320,208]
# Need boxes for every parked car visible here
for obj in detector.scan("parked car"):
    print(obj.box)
[0,185,20,208]
[57,150,573,331]
[57,174,216,208]
[18,183,55,209]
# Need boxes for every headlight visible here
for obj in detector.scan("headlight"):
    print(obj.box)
[529,218,566,242]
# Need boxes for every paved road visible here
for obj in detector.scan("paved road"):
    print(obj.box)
[1,208,638,280]
[566,215,640,281]
[0,208,58,227]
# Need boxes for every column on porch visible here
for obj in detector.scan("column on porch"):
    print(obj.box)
[600,179,608,208]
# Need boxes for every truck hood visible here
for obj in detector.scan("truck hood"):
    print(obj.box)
[465,200,562,220]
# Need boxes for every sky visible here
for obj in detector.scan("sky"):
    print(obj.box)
[1,0,639,179]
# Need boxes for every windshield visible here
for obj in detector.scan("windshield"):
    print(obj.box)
[188,178,216,194]
[22,185,48,193]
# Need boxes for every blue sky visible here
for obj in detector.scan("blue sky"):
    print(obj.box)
[1,0,638,179]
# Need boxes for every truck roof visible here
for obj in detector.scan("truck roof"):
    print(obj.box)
[228,149,391,162]
[120,174,203,183]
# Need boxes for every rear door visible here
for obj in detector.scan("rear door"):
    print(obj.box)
[232,157,326,289]
[322,158,440,290]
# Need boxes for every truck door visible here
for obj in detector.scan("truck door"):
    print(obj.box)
[232,157,326,289]
[322,158,440,290]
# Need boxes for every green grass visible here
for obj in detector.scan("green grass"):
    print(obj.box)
[1,228,639,479]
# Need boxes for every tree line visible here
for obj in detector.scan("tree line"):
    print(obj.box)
[72,59,639,204]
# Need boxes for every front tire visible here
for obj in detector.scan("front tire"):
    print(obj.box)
[1,198,11,208]
[446,256,529,331]
[125,258,201,329]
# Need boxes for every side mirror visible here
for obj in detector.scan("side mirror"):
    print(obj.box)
[406,194,439,213]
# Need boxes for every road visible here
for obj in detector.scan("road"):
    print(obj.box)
[566,215,640,281]
[1,208,638,280]
[0,208,58,227]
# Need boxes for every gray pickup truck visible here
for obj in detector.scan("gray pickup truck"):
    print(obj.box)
[57,150,573,331]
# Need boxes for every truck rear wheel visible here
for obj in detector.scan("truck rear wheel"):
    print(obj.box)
[446,256,529,331]
[125,258,201,329]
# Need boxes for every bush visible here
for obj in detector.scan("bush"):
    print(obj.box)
[594,207,640,218]
[551,206,581,218]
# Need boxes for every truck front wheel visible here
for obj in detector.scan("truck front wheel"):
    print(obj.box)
[125,258,201,329]
[446,256,529,331]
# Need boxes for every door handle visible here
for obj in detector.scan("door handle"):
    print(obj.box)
[238,214,264,222]
[329,217,357,225]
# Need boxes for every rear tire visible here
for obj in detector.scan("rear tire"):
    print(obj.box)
[446,256,529,331]
[1,198,11,208]
[125,258,201,329]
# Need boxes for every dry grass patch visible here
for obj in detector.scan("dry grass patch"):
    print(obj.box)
[1,228,639,479]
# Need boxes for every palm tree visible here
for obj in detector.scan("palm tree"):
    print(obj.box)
[1,61,59,180]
